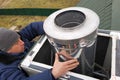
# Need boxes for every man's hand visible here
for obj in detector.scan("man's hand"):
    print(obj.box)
[51,53,79,79]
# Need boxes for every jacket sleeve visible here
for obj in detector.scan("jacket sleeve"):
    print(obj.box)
[28,69,56,80]
[19,21,45,41]
[0,65,55,80]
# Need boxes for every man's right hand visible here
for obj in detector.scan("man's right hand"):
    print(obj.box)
[51,53,79,79]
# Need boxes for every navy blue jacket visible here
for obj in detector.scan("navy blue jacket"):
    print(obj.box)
[0,22,55,80]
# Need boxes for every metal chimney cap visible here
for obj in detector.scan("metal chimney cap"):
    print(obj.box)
[43,7,100,40]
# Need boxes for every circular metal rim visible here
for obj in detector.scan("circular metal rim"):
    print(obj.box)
[43,7,100,40]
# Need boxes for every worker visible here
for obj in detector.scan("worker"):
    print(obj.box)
[0,21,79,80]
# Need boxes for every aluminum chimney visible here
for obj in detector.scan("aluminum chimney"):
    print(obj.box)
[44,7,99,57]
[43,7,100,76]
